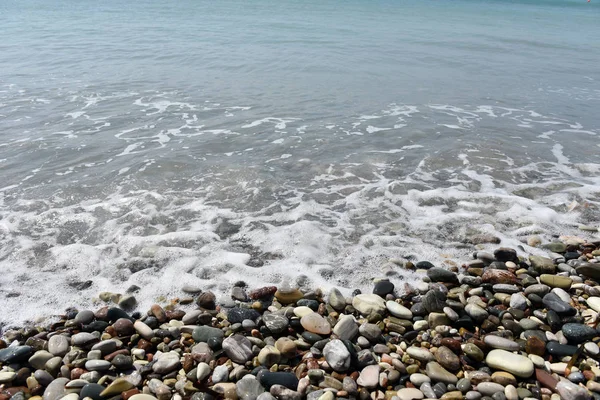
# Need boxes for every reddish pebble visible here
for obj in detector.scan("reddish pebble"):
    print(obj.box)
[71,368,85,380]
[166,309,185,320]
[113,318,135,336]
[248,286,277,300]
[104,349,130,361]
[440,338,462,354]
[150,304,167,322]
[122,388,140,400]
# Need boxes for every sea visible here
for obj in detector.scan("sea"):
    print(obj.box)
[1,0,599,327]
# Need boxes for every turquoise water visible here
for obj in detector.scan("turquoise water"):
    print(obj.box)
[1,0,599,325]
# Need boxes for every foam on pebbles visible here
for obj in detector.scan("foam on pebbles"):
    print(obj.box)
[2,240,600,400]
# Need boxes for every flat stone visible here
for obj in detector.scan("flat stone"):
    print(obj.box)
[410,373,431,386]
[152,351,181,374]
[258,345,281,367]
[465,304,488,322]
[223,334,253,364]
[352,294,386,315]
[85,359,112,371]
[587,297,600,313]
[486,349,534,378]
[492,284,520,293]
[556,380,590,400]
[386,300,413,319]
[482,269,518,285]
[356,364,380,389]
[47,335,70,357]
[359,323,382,342]
[128,395,158,400]
[323,339,351,372]
[91,339,118,355]
[426,361,458,384]
[397,388,425,400]
[428,312,451,328]
[28,350,54,370]
[407,346,435,362]
[547,342,578,357]
[540,274,572,289]
[484,335,520,351]
[332,314,358,340]
[274,288,303,304]
[293,306,314,317]
[477,382,505,397]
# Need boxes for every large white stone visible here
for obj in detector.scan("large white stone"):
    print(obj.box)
[352,294,386,315]
[486,349,534,378]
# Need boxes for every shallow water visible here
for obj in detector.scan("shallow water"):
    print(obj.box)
[1,0,600,327]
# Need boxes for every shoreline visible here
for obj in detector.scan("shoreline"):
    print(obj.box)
[1,238,600,400]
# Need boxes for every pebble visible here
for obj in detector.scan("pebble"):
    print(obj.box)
[323,339,351,372]
[223,334,254,364]
[386,300,413,319]
[426,361,458,384]
[352,294,386,315]
[396,388,425,400]
[486,350,534,378]
[300,312,331,335]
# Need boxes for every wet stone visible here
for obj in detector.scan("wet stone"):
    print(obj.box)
[561,323,597,344]
[373,280,395,297]
[427,268,459,284]
[228,308,261,324]
[192,325,224,343]
[542,292,576,315]
[546,342,578,357]
[263,313,289,334]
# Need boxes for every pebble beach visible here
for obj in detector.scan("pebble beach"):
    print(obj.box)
[2,236,600,400]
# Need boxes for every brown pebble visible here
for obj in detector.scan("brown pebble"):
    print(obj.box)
[3,387,30,397]
[526,336,546,356]
[95,306,109,321]
[535,368,558,390]
[583,370,596,381]
[0,340,7,349]
[105,326,117,337]
[481,269,518,284]
[183,354,194,372]
[122,388,140,400]
[166,310,185,320]
[197,291,217,309]
[248,286,277,300]
[105,349,130,361]
[150,304,167,322]
[113,318,135,336]
[440,338,462,354]
[350,371,359,380]
[136,339,153,352]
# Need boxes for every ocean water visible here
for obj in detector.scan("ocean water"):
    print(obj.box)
[1,0,599,327]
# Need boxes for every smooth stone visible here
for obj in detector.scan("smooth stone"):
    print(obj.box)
[197,362,211,381]
[465,304,488,322]
[463,343,484,362]
[0,346,33,364]
[373,280,395,296]
[478,383,506,397]
[428,312,451,328]
[359,323,382,342]
[529,256,556,274]
[300,313,331,335]
[556,380,591,400]
[356,364,380,389]
[100,378,135,397]
[223,334,253,364]
[542,292,576,315]
[576,264,600,280]
[562,323,597,344]
[546,342,578,357]
[524,284,550,296]
[422,288,447,313]
[212,364,229,383]
[509,293,528,310]
[585,342,600,356]
[410,373,431,387]
[129,395,159,400]
[352,294,386,315]
[91,339,117,355]
[427,268,459,284]
[0,372,16,384]
[257,345,281,367]
[237,377,265,400]
[396,388,425,400]
[43,378,69,400]
[435,346,460,371]
[85,360,112,371]
[192,326,224,343]
[492,284,520,293]
[387,301,413,319]
[47,335,70,357]
[133,321,154,340]
[407,346,434,362]
[328,288,346,311]
[263,313,289,334]
[505,385,518,400]
[29,350,54,370]
[228,308,261,323]
[457,378,472,393]
[323,339,351,372]
[426,361,458,384]
[486,350,534,378]
[466,391,483,400]
[484,335,520,352]
[587,297,600,313]
[257,371,299,390]
[332,314,359,341]
[540,275,572,289]
[492,372,517,386]
[293,306,314,317]
[152,351,181,374]
[274,288,304,304]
